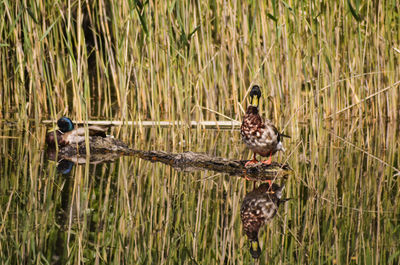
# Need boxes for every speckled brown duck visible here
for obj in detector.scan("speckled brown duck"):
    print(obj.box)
[241,85,290,167]
[240,182,287,259]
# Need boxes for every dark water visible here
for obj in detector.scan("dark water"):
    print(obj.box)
[0,123,399,264]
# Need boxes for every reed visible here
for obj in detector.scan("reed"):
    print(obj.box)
[1,1,398,125]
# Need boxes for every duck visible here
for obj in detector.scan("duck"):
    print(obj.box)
[46,117,107,147]
[240,183,287,259]
[241,85,290,167]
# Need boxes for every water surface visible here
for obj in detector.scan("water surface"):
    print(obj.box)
[0,121,399,264]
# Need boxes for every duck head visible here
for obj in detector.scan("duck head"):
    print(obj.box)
[57,117,74,133]
[249,85,261,107]
[46,117,75,147]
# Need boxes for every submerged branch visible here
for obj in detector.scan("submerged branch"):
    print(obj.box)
[130,150,290,180]
[47,136,290,180]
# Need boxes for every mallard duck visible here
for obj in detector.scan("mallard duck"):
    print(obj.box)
[241,85,289,167]
[46,117,107,147]
[240,183,287,259]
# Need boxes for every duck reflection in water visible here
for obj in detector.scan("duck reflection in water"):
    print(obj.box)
[240,182,288,259]
[56,160,75,175]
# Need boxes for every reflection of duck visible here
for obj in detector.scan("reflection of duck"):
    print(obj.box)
[46,117,107,147]
[47,146,127,166]
[240,182,287,259]
[241,85,289,167]
[56,159,74,174]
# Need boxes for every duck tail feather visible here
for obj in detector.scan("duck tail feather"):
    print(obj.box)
[280,133,291,138]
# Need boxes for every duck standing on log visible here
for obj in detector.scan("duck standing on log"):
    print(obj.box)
[241,85,290,167]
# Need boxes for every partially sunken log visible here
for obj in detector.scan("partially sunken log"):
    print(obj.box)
[47,136,290,179]
[47,137,131,164]
[131,150,290,180]
[57,136,132,155]
[47,138,290,180]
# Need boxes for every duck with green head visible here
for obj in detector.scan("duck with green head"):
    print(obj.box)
[46,117,107,147]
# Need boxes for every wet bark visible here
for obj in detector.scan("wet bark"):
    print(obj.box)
[130,150,290,180]
[47,136,291,180]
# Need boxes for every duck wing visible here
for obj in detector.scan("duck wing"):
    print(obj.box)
[87,125,107,137]
[265,120,290,140]
[71,126,107,137]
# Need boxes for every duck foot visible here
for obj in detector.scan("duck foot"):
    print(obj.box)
[245,153,259,167]
[261,154,272,165]
[245,159,259,167]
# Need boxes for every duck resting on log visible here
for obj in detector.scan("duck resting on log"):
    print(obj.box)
[46,117,131,155]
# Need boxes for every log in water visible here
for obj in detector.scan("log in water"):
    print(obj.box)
[47,137,290,180]
[132,150,290,180]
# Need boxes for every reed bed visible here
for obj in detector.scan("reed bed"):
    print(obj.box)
[1,1,398,124]
[0,0,399,264]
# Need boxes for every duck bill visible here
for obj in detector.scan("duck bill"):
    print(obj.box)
[47,126,59,133]
[251,96,259,107]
